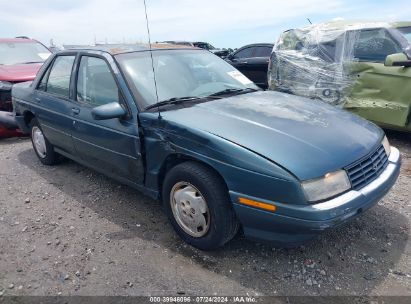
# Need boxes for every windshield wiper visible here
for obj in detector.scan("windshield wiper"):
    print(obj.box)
[208,87,259,97]
[21,61,43,64]
[145,96,202,110]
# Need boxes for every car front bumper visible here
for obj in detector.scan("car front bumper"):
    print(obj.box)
[230,147,401,246]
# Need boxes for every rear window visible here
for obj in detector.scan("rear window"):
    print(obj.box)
[0,41,51,65]
[308,39,339,62]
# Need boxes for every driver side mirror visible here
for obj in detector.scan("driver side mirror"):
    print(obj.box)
[384,52,411,67]
[91,102,127,120]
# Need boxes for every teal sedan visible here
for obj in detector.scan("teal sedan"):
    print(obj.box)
[12,45,401,250]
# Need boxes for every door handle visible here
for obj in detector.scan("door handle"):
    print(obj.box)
[72,107,80,115]
[35,97,41,103]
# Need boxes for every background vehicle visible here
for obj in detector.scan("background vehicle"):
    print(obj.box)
[48,45,63,53]
[160,41,229,57]
[226,43,274,89]
[161,40,194,47]
[12,45,400,250]
[193,41,229,58]
[269,20,411,132]
[0,38,51,137]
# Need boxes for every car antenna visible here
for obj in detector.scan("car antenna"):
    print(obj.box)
[143,0,161,119]
[307,18,312,25]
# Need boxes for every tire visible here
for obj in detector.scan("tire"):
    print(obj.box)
[29,118,58,165]
[162,161,239,250]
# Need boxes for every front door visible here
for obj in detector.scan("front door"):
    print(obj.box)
[71,55,144,184]
[228,46,271,88]
[228,47,254,81]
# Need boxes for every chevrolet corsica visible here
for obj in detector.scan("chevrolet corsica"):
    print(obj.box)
[12,45,401,250]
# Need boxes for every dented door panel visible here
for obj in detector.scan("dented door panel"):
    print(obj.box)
[345,62,411,129]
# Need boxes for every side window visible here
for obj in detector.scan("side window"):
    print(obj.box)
[254,46,273,57]
[233,47,253,59]
[353,29,402,62]
[76,56,120,106]
[45,56,75,98]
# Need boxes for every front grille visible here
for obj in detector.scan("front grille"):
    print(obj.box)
[345,145,388,190]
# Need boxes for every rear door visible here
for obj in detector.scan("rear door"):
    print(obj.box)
[345,28,411,128]
[33,54,76,154]
[70,54,144,184]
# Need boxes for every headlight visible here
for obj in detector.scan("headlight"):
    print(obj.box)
[382,135,391,157]
[302,170,351,202]
[0,81,13,91]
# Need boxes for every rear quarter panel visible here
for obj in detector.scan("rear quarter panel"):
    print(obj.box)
[12,81,35,114]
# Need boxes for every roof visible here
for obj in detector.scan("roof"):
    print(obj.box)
[0,38,37,43]
[239,43,274,47]
[63,43,198,55]
[391,21,411,28]
[294,20,411,33]
[162,41,193,45]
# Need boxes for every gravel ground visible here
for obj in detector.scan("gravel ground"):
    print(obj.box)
[0,131,410,297]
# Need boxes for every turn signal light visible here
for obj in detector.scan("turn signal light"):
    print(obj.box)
[238,197,276,212]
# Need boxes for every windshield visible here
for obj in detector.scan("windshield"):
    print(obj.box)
[398,26,411,44]
[116,49,257,109]
[0,41,51,65]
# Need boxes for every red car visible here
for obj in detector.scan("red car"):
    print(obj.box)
[0,38,51,138]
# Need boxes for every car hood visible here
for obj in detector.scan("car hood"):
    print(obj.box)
[0,63,43,82]
[160,91,383,180]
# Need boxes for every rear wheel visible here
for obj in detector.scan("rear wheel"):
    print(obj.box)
[162,162,239,250]
[30,118,58,165]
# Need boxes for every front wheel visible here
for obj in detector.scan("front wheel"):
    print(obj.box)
[30,118,58,165]
[162,162,239,250]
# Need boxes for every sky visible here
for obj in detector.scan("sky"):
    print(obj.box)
[0,0,410,49]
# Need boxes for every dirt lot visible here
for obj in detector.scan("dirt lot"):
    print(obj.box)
[0,131,410,297]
